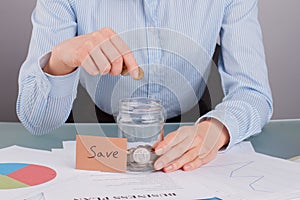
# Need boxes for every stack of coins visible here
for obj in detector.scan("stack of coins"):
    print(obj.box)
[127,145,159,172]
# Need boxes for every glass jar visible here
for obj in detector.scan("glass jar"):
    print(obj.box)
[117,97,165,172]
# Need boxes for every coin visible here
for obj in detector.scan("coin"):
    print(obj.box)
[121,65,144,80]
[132,147,151,164]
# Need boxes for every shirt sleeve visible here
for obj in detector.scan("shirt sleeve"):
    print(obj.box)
[197,0,273,149]
[16,0,79,135]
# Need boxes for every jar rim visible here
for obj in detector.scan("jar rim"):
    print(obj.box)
[119,97,161,104]
[119,97,163,114]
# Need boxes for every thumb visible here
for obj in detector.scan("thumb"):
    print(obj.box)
[122,65,144,80]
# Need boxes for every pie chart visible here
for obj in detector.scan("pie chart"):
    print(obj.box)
[0,163,56,189]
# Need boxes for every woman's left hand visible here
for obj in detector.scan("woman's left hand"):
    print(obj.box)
[154,118,230,172]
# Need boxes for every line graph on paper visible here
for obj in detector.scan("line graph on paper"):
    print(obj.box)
[199,152,300,195]
[203,161,273,192]
[204,161,271,193]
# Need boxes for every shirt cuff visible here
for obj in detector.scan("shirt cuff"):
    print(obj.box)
[195,109,239,151]
[39,52,79,98]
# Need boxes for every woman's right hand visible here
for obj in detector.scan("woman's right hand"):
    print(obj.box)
[43,27,140,79]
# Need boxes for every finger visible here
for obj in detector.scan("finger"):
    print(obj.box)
[154,135,192,171]
[122,52,140,79]
[155,126,196,155]
[81,55,100,75]
[89,47,111,75]
[91,29,123,76]
[121,66,144,80]
[163,147,200,173]
[155,132,181,155]
[100,40,123,76]
[183,149,218,171]
[108,30,131,54]
[109,32,140,79]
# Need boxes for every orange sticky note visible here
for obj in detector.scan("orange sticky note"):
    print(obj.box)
[76,135,127,173]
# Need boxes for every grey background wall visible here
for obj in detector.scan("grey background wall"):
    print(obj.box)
[0,0,37,122]
[258,0,300,119]
[0,0,299,122]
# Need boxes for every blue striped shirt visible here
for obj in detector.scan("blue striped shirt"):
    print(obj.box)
[17,0,273,149]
